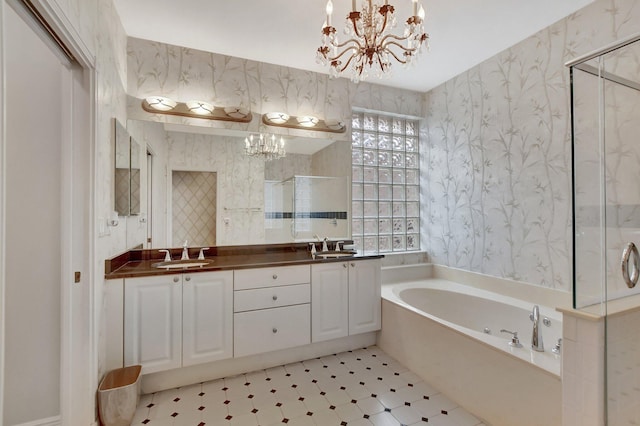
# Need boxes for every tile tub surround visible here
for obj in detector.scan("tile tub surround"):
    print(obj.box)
[132,346,487,426]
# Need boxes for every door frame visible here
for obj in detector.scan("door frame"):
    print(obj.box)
[0,0,97,423]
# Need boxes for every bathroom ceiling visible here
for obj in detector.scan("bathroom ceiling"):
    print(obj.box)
[112,0,594,92]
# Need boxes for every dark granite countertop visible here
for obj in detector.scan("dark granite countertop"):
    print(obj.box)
[105,241,383,280]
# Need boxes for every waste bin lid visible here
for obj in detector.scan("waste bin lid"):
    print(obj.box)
[99,365,142,391]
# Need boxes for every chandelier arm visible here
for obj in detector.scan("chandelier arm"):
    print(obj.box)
[383,47,409,64]
[379,33,412,45]
[328,45,361,62]
[337,51,360,73]
[383,39,418,52]
[330,38,364,51]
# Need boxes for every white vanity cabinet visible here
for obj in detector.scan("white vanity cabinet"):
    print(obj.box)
[348,259,381,335]
[311,259,381,342]
[233,265,311,357]
[311,262,349,342]
[124,270,233,374]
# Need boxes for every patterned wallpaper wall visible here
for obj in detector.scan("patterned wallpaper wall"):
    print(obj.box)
[424,0,640,291]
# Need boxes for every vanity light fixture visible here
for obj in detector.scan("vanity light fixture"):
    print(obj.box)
[264,112,290,125]
[262,112,346,133]
[186,100,214,115]
[244,133,286,161]
[145,96,177,111]
[296,116,320,127]
[140,98,252,123]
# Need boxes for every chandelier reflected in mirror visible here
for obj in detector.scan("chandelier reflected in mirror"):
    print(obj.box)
[244,133,286,161]
[317,0,428,82]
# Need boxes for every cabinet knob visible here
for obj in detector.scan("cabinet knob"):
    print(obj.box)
[173,276,179,283]
[272,295,278,301]
[272,327,278,334]
[272,274,278,280]
[350,263,355,267]
[185,276,191,282]
[343,263,348,268]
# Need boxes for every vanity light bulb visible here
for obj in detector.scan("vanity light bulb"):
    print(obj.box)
[265,112,290,125]
[186,100,214,115]
[296,116,319,127]
[145,96,177,111]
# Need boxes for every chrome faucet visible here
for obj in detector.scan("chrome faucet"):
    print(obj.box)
[530,305,544,352]
[181,241,189,260]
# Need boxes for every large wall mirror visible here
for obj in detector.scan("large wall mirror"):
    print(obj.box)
[127,119,352,248]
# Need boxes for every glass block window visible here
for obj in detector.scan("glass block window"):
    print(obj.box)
[352,111,420,254]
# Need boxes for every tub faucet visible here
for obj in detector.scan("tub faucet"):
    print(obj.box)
[530,305,544,352]
[181,241,189,260]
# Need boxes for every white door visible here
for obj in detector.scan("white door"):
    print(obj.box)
[182,271,233,366]
[311,263,349,342]
[3,1,92,424]
[124,275,182,374]
[348,260,382,335]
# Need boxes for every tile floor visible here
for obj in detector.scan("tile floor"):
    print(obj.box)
[132,346,487,426]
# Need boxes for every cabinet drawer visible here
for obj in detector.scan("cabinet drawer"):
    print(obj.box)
[234,265,310,290]
[234,283,310,312]
[234,304,310,357]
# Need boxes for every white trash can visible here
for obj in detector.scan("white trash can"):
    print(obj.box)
[98,365,142,426]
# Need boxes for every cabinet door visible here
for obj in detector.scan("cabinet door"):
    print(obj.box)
[182,271,233,366]
[348,259,381,335]
[124,275,182,374]
[311,263,349,342]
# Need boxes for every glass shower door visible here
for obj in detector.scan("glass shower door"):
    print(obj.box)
[572,34,640,425]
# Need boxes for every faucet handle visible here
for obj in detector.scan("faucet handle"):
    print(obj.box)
[335,241,344,252]
[159,249,171,262]
[500,329,523,348]
[198,248,209,260]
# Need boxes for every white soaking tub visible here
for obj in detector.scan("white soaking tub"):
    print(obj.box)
[378,264,565,426]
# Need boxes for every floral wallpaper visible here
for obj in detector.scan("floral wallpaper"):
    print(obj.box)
[126,37,423,133]
[424,0,640,292]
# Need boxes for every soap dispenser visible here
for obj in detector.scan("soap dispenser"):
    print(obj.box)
[309,242,317,259]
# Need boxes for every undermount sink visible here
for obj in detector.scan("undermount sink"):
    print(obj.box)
[152,260,212,269]
[315,251,358,259]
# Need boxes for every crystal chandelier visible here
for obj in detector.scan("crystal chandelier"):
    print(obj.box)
[317,0,428,82]
[244,133,286,161]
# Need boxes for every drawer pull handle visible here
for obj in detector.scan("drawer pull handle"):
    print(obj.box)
[272,327,278,334]
[173,276,179,283]
[185,276,191,282]
[272,274,278,280]
[272,295,278,301]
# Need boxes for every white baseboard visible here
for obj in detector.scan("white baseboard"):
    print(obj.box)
[13,416,61,426]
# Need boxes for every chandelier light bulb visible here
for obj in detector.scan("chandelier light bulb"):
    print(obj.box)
[418,4,425,19]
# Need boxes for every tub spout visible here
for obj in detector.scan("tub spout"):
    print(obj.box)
[530,305,544,352]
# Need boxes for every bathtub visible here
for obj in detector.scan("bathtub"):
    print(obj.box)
[378,265,564,426]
